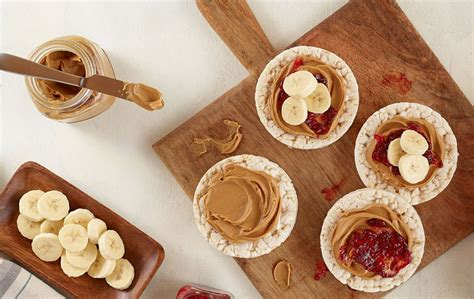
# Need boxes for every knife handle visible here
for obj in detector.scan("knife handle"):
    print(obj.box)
[0,53,83,87]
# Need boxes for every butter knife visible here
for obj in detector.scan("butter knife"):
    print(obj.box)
[0,53,164,111]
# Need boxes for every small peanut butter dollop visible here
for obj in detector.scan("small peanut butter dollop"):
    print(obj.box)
[273,260,291,288]
[203,164,281,243]
[121,83,164,111]
[191,120,242,156]
[38,51,85,101]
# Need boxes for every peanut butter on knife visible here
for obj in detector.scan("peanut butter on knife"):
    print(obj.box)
[121,83,164,111]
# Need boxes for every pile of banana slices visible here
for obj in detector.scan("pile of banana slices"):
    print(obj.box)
[281,70,331,125]
[16,190,135,290]
[387,130,431,184]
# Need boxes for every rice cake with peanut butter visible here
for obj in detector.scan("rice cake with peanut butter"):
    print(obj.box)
[320,188,425,292]
[354,102,458,205]
[255,46,359,149]
[193,155,298,258]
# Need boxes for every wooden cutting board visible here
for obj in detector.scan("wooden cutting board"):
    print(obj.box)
[153,0,474,298]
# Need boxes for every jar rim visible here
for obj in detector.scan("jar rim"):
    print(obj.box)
[25,37,96,111]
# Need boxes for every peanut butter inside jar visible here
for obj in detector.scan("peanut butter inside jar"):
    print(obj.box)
[25,35,116,123]
[37,51,85,102]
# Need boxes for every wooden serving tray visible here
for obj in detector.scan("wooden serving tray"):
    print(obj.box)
[0,162,165,298]
[154,0,473,298]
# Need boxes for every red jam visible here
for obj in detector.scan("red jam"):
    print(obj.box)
[314,73,328,87]
[372,123,443,175]
[339,219,411,278]
[424,150,443,168]
[291,57,304,72]
[314,260,329,281]
[277,80,288,108]
[366,218,388,228]
[176,285,232,299]
[305,107,338,135]
[372,130,404,166]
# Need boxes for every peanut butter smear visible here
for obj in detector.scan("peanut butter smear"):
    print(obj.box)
[273,260,291,288]
[121,83,164,111]
[191,120,242,156]
[366,116,445,188]
[203,164,282,243]
[38,51,85,101]
[270,56,345,138]
[331,204,412,278]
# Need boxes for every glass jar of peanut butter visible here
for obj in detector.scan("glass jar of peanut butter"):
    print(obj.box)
[25,35,116,122]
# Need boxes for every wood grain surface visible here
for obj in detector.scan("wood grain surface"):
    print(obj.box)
[196,0,275,72]
[0,162,165,298]
[153,0,474,298]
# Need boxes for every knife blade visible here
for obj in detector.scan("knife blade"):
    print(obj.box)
[80,74,127,99]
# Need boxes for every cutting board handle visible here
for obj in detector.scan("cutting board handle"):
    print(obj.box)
[196,0,275,74]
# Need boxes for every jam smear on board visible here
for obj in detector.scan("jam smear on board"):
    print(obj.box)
[314,260,329,281]
[339,219,412,278]
[381,72,413,95]
[321,178,344,201]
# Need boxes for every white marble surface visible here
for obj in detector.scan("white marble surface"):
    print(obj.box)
[0,1,472,298]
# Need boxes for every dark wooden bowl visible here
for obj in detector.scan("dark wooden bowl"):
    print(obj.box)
[0,162,165,298]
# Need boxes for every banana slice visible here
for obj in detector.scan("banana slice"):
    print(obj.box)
[58,224,88,253]
[37,191,70,221]
[88,253,116,279]
[64,208,95,228]
[281,97,308,126]
[398,154,430,184]
[387,138,405,166]
[87,218,107,245]
[98,230,125,260]
[19,190,45,222]
[31,233,63,262]
[66,242,98,268]
[60,254,89,277]
[105,259,135,290]
[40,220,63,235]
[283,70,318,98]
[400,130,429,155]
[304,83,331,114]
[17,214,41,240]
